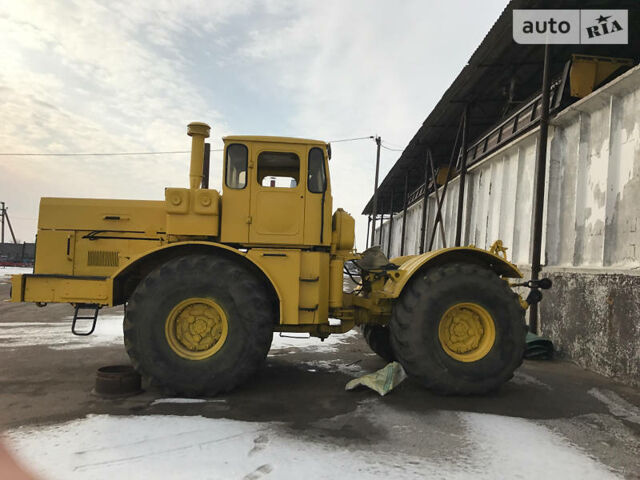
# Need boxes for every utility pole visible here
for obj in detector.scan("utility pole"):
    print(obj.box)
[370,136,382,245]
[1,202,18,244]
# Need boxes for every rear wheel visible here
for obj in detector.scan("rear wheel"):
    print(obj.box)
[124,254,275,396]
[389,262,525,395]
[362,325,395,362]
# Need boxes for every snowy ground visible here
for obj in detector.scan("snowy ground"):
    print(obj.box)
[1,279,639,479]
[0,313,360,355]
[270,329,360,353]
[0,315,124,350]
[6,405,620,480]
[0,266,32,282]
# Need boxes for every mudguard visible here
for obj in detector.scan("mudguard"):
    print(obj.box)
[382,246,522,299]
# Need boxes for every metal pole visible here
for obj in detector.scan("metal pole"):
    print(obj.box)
[428,117,464,251]
[427,150,447,248]
[202,142,211,189]
[529,44,552,334]
[400,173,409,256]
[419,156,429,254]
[4,208,17,244]
[378,213,384,245]
[1,202,5,244]
[387,193,394,258]
[370,136,382,242]
[366,215,371,248]
[455,104,469,246]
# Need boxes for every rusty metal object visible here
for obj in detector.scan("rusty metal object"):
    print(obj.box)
[94,365,142,397]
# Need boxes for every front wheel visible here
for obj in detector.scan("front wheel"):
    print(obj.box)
[389,262,526,395]
[124,254,275,396]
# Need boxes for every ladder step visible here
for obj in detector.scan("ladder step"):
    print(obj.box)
[72,303,101,336]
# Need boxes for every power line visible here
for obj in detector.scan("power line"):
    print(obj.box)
[0,149,223,157]
[0,138,403,156]
[380,143,403,152]
[328,136,375,143]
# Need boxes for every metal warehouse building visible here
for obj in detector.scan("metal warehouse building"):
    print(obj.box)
[363,0,640,385]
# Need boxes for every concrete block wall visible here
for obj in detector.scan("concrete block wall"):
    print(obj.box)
[375,65,640,385]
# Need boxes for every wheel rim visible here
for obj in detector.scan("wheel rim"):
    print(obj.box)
[438,302,496,363]
[165,297,228,360]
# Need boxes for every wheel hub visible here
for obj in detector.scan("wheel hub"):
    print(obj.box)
[165,298,228,360]
[438,303,496,362]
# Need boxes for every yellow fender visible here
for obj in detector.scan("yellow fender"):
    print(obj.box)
[382,246,523,299]
[109,241,283,320]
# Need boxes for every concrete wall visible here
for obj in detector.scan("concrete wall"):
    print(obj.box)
[376,65,640,385]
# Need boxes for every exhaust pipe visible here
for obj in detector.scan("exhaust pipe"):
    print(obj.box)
[187,122,211,189]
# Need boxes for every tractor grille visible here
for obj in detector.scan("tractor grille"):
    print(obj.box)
[87,250,119,267]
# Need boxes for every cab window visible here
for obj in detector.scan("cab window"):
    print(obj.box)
[257,152,300,188]
[225,144,248,189]
[308,147,326,193]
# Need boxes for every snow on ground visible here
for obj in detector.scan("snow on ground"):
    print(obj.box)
[0,315,357,354]
[299,359,364,377]
[5,411,619,480]
[0,314,124,350]
[0,266,32,281]
[270,328,360,354]
[151,398,227,406]
[460,412,617,479]
[588,388,640,425]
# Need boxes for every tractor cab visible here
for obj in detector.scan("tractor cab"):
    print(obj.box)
[219,136,332,247]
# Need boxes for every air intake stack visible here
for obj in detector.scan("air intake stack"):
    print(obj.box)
[187,122,211,189]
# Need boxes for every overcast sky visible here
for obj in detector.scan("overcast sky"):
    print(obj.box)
[1,0,506,248]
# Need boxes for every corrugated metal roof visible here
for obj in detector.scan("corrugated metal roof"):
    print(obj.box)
[362,0,639,215]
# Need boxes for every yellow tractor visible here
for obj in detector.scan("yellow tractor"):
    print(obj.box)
[11,122,542,396]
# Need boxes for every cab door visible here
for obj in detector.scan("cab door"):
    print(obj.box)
[303,146,332,246]
[220,142,251,243]
[249,144,305,245]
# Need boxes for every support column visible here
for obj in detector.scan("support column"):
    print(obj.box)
[529,44,552,334]
[419,156,429,254]
[387,194,394,258]
[400,173,409,256]
[455,105,469,246]
[366,215,371,248]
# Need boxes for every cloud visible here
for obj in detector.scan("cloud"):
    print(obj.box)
[1,0,506,248]
[230,0,507,247]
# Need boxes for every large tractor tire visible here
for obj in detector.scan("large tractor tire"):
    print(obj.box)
[389,262,526,395]
[124,254,275,396]
[362,325,395,362]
